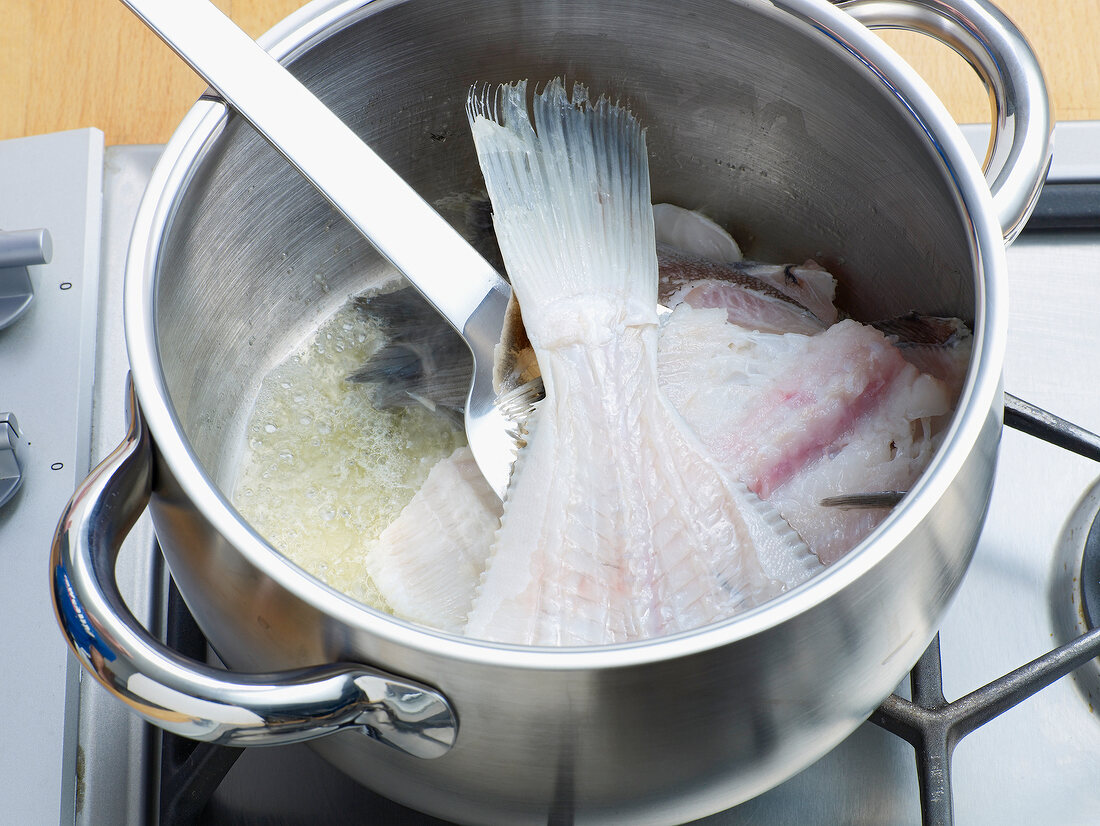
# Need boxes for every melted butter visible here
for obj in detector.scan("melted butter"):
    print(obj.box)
[232,300,466,610]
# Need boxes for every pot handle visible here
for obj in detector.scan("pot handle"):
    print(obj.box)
[839,0,1052,243]
[50,378,457,757]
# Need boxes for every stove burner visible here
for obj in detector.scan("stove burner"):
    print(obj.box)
[1083,512,1100,631]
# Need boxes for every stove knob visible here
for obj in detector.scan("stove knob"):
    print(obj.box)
[0,228,52,330]
[0,413,25,508]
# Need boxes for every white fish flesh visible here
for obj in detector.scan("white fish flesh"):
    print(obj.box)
[652,202,743,263]
[658,305,955,564]
[462,79,822,645]
[362,298,965,628]
[363,446,502,632]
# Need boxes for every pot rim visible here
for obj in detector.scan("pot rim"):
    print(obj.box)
[124,0,1007,670]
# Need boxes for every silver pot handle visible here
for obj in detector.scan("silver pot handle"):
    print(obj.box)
[839,0,1052,243]
[50,377,457,758]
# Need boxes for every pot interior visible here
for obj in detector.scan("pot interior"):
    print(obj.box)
[151,0,976,515]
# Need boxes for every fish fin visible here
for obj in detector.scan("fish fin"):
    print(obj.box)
[349,287,472,412]
[467,78,657,343]
[347,341,423,386]
[732,476,824,587]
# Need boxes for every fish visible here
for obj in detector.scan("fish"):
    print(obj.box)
[350,94,969,636]
[350,213,840,410]
[461,79,822,646]
[652,201,743,263]
[363,446,502,632]
[658,245,829,335]
[651,202,839,326]
[742,259,839,326]
[360,299,964,630]
[658,305,955,565]
[872,312,972,400]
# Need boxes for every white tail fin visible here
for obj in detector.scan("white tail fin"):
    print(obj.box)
[467,79,657,347]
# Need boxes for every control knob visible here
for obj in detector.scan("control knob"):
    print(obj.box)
[0,227,52,329]
[0,413,25,507]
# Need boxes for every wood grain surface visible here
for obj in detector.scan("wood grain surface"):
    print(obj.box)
[1,0,1096,146]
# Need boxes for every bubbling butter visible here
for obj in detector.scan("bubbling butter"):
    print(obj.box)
[232,300,466,610]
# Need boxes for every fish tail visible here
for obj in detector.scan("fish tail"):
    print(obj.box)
[466,79,657,344]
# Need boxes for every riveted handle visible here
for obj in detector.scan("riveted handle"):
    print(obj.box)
[840,0,1052,243]
[51,377,457,757]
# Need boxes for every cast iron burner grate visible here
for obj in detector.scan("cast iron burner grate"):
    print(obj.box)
[869,393,1100,826]
[155,394,1100,826]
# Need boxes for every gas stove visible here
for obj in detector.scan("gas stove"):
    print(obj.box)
[3,122,1100,825]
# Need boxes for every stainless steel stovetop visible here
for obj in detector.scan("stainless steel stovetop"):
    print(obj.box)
[3,122,1100,825]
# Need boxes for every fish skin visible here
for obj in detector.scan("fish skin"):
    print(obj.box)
[463,79,820,646]
[347,288,470,417]
[872,313,973,399]
[666,277,825,336]
[750,260,840,326]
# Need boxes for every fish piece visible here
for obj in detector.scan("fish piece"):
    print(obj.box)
[660,252,824,335]
[749,259,840,326]
[464,79,821,646]
[657,304,811,435]
[872,312,973,400]
[711,320,925,498]
[658,304,954,564]
[658,245,835,334]
[364,446,502,632]
[652,202,742,263]
[767,371,945,564]
[649,203,838,324]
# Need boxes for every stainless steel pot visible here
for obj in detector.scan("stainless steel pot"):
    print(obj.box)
[52,0,1050,822]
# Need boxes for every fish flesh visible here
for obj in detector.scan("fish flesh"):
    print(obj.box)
[658,305,956,564]
[461,79,822,645]
[658,245,828,335]
[364,446,502,633]
[873,312,972,399]
[365,299,964,629]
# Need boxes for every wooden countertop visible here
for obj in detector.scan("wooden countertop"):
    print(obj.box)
[3,0,1096,146]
